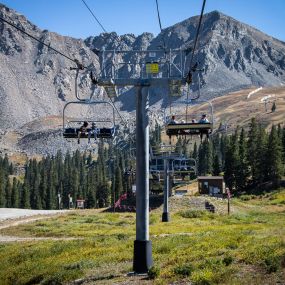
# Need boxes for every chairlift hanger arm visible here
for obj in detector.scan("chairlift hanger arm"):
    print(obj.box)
[63,100,116,130]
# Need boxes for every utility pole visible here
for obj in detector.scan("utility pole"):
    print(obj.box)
[162,159,170,222]
[57,193,61,210]
[226,188,230,215]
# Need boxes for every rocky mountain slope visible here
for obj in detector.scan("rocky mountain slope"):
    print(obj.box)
[86,11,285,99]
[0,3,285,157]
[0,4,102,131]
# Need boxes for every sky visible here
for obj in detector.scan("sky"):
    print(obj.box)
[1,0,285,41]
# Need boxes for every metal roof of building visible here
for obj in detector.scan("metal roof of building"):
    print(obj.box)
[198,176,224,180]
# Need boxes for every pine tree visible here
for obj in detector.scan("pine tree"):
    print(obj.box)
[86,166,96,209]
[235,128,249,190]
[192,141,198,159]
[247,118,260,186]
[220,135,227,169]
[97,181,110,208]
[11,177,19,208]
[282,128,285,165]
[28,159,42,209]
[224,132,239,191]
[115,164,124,200]
[20,183,31,209]
[255,125,268,185]
[266,125,283,187]
[0,170,6,207]
[212,154,221,176]
[5,179,12,208]
[39,161,48,209]
[198,140,213,175]
[175,137,183,155]
[271,101,276,113]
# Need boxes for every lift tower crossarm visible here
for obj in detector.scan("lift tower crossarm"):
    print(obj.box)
[97,78,187,87]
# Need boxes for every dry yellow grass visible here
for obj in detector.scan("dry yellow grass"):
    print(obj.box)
[175,181,199,196]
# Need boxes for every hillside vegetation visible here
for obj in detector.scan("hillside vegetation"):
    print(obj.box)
[0,191,285,285]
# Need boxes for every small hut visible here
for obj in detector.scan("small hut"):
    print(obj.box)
[198,176,225,196]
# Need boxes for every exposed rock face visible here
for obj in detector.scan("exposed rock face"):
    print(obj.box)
[0,4,100,131]
[0,4,285,155]
[85,11,285,99]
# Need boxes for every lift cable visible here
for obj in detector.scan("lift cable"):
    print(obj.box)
[185,0,206,119]
[81,0,107,33]
[1,9,131,142]
[155,0,167,50]
[155,0,163,33]
[80,0,130,130]
[187,0,206,79]
[0,15,85,68]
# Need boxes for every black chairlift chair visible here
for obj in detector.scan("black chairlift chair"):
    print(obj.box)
[63,101,116,140]
[172,158,197,175]
[165,100,214,139]
[166,122,212,137]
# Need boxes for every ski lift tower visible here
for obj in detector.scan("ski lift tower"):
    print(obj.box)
[96,48,188,273]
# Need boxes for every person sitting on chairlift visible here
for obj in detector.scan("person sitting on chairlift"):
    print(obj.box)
[199,114,209,124]
[88,122,98,143]
[168,115,177,125]
[198,114,210,141]
[78,121,88,144]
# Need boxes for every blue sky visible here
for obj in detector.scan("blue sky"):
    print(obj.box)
[1,0,285,40]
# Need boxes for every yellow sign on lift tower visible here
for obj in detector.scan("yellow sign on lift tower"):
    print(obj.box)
[146,62,159,74]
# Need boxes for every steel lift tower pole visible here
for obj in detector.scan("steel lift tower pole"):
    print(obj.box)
[162,159,170,222]
[98,48,187,274]
[133,83,152,272]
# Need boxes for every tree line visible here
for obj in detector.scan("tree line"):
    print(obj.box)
[0,140,133,209]
[1,118,284,209]
[196,118,284,191]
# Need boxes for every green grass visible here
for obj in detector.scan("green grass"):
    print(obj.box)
[1,190,285,284]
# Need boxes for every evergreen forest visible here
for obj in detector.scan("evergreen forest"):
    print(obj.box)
[0,118,284,210]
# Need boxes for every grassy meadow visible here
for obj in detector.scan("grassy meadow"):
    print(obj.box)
[0,190,285,285]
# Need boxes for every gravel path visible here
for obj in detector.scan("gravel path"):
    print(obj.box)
[0,208,69,221]
[0,208,74,243]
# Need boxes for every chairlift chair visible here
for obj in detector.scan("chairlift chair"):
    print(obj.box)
[63,101,116,140]
[172,158,197,174]
[165,100,214,139]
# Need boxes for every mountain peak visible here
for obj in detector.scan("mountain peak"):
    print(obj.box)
[0,2,285,135]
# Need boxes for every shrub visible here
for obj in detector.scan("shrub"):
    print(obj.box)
[281,254,285,268]
[222,256,233,266]
[179,210,206,219]
[191,269,214,285]
[156,243,172,254]
[263,255,280,273]
[117,233,128,240]
[148,266,160,279]
[174,263,194,276]
[239,195,254,201]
